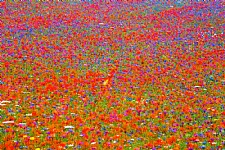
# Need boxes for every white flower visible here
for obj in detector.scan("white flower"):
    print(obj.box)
[194,86,201,88]
[91,142,96,145]
[18,123,26,126]
[64,126,74,129]
[3,121,14,124]
[1,101,11,103]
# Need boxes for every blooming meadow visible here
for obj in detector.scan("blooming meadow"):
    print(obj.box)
[0,1,225,149]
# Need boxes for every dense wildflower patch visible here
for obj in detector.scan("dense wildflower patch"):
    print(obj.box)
[0,1,224,149]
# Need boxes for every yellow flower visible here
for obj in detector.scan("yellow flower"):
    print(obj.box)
[103,79,109,86]
[30,137,35,140]
[35,148,41,150]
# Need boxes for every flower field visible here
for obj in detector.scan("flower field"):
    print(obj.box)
[0,1,225,149]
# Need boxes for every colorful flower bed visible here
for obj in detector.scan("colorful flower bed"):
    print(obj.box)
[0,1,225,149]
